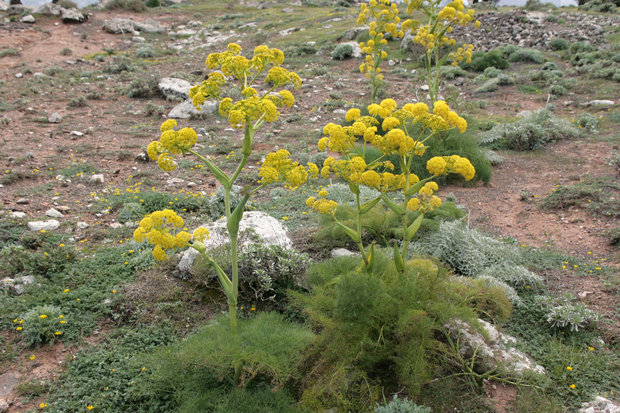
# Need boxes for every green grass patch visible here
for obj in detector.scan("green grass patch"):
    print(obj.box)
[540,176,620,218]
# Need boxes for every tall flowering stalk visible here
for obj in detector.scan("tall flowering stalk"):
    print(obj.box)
[357,0,404,103]
[357,0,480,105]
[134,44,315,332]
[308,98,474,272]
[403,0,480,103]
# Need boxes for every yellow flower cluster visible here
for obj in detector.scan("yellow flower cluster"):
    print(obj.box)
[426,155,476,181]
[432,100,468,133]
[259,149,317,189]
[189,44,301,129]
[306,190,338,215]
[407,181,442,213]
[357,0,404,81]
[133,209,208,261]
[448,44,475,67]
[146,120,198,172]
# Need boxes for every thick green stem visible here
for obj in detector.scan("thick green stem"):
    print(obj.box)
[355,192,369,266]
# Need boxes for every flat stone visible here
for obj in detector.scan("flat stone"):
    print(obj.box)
[0,372,19,399]
[579,396,620,413]
[168,99,216,119]
[331,248,357,258]
[45,208,64,218]
[27,220,60,232]
[10,211,26,218]
[21,14,35,23]
[587,99,615,107]
[71,130,84,137]
[16,198,29,205]
[77,222,89,229]
[110,223,123,229]
[166,177,185,186]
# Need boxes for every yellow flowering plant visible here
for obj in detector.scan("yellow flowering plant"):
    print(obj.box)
[137,44,314,332]
[357,0,405,103]
[357,0,480,104]
[404,0,479,103]
[309,98,474,273]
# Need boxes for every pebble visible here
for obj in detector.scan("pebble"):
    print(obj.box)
[45,208,64,218]
[10,211,26,218]
[16,198,29,205]
[89,174,104,184]
[77,222,89,229]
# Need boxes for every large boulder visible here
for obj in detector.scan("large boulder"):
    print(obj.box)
[158,77,192,99]
[177,211,293,275]
[579,396,620,413]
[61,8,86,23]
[34,2,62,15]
[0,0,8,11]
[103,18,164,34]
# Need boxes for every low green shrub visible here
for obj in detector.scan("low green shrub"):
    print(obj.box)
[124,77,159,98]
[104,57,137,74]
[540,176,619,218]
[332,43,354,60]
[136,44,156,58]
[482,66,502,78]
[374,396,432,413]
[481,109,580,150]
[293,252,511,411]
[137,313,313,411]
[549,38,569,51]
[117,202,145,223]
[508,48,546,64]
[576,113,600,131]
[579,0,618,12]
[17,304,65,347]
[474,78,499,93]
[536,294,601,332]
[440,65,468,80]
[461,49,508,72]
[103,0,147,12]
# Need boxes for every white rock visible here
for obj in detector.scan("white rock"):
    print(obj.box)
[178,211,293,274]
[110,223,123,229]
[579,396,620,413]
[34,2,62,15]
[587,100,615,107]
[10,211,26,218]
[27,220,60,232]
[158,77,192,99]
[166,177,185,186]
[45,208,64,218]
[15,73,23,78]
[331,248,357,258]
[388,59,396,66]
[77,222,89,229]
[89,174,104,184]
[0,0,9,11]
[48,112,62,123]
[445,318,545,376]
[168,100,217,119]
[339,41,362,58]
[21,14,35,23]
[71,130,84,137]
[420,85,429,91]
[61,8,86,23]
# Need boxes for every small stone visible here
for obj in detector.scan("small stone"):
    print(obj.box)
[15,73,23,78]
[16,198,29,205]
[27,220,60,232]
[166,177,185,186]
[21,14,35,23]
[48,112,62,123]
[70,130,84,137]
[158,77,192,99]
[76,222,89,229]
[61,8,86,23]
[10,211,26,218]
[587,99,614,107]
[331,248,357,258]
[45,208,64,218]
[0,398,9,412]
[420,85,429,91]
[388,59,396,66]
[109,223,123,229]
[89,174,104,184]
